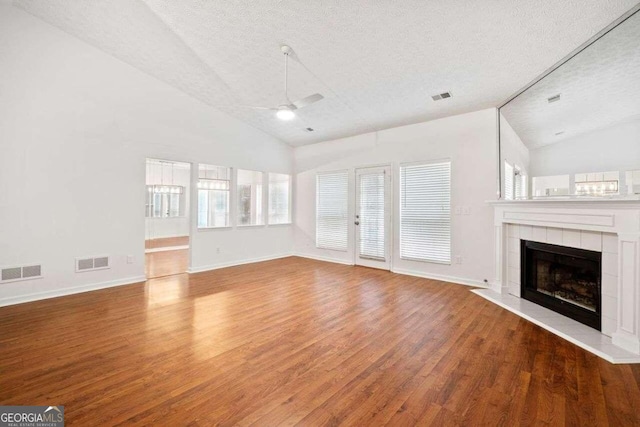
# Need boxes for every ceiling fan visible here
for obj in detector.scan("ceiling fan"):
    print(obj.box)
[246,45,324,120]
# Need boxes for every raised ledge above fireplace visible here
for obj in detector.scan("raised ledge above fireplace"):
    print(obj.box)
[488,198,640,361]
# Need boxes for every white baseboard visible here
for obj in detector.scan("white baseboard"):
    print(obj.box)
[0,275,147,307]
[187,253,294,274]
[292,252,355,266]
[292,253,486,288]
[390,268,489,288]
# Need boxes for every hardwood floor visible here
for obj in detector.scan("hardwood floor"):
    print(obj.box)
[145,235,190,250]
[145,249,188,279]
[1,257,639,426]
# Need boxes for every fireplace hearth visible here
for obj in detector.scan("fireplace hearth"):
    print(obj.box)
[521,240,601,330]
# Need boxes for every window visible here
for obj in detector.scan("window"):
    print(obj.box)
[197,164,231,228]
[358,170,386,260]
[532,175,570,197]
[268,173,291,224]
[514,167,527,199]
[145,185,185,218]
[237,169,264,226]
[400,161,451,264]
[316,171,348,251]
[504,161,514,200]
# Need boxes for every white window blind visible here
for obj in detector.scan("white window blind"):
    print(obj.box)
[268,173,291,224]
[514,168,524,199]
[504,161,514,200]
[316,171,348,251]
[400,161,451,264]
[358,172,385,260]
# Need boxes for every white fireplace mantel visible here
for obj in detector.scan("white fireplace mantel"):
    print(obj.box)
[483,198,640,361]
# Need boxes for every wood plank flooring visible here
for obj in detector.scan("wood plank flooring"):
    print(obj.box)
[145,249,188,279]
[145,236,189,250]
[1,257,639,426]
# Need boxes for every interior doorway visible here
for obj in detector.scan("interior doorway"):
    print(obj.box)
[145,158,191,279]
[355,165,392,270]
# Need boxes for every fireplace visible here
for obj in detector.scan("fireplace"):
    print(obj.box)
[521,240,602,330]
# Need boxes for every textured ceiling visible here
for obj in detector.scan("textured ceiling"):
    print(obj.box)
[501,9,640,150]
[14,0,640,146]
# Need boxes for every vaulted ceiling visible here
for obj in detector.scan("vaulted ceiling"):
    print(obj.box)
[14,0,639,146]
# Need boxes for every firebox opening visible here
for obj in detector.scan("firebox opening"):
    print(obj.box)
[521,240,602,331]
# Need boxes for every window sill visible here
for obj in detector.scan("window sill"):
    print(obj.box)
[400,256,451,266]
[267,222,293,227]
[237,224,266,228]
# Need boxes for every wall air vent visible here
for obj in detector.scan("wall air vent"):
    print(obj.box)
[1,264,43,283]
[547,94,561,103]
[431,92,452,101]
[76,256,110,273]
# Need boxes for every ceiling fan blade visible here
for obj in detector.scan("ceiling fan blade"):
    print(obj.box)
[292,93,324,109]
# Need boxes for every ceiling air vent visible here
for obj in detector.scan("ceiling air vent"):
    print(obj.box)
[431,92,452,101]
[547,94,561,103]
[1,264,43,283]
[76,256,110,273]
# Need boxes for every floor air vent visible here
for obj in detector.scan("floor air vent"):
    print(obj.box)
[76,256,110,272]
[1,264,43,283]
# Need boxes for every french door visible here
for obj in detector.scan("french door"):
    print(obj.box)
[355,166,392,270]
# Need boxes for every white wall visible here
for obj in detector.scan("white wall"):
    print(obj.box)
[145,161,191,240]
[0,5,293,305]
[294,108,498,286]
[529,117,640,180]
[500,113,530,196]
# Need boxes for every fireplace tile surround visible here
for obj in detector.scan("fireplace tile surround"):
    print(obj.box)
[509,224,613,333]
[483,199,640,364]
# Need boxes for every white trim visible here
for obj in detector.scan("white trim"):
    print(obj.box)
[392,267,489,288]
[145,245,189,253]
[187,253,294,274]
[294,253,355,266]
[0,275,147,307]
[354,164,393,271]
[293,253,487,287]
[399,157,452,168]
